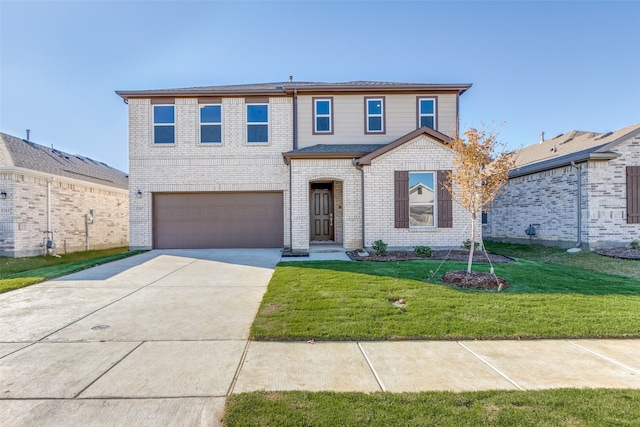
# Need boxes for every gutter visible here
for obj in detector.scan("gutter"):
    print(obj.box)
[570,161,583,247]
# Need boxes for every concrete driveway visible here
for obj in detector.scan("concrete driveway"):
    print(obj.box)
[0,249,282,427]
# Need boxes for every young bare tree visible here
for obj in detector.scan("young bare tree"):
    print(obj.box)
[446,125,516,274]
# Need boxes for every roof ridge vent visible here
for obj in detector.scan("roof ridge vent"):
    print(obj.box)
[595,131,613,140]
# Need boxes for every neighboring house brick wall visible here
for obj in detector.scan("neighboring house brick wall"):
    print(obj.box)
[486,166,580,247]
[584,135,640,248]
[128,97,292,249]
[364,135,473,249]
[486,134,640,249]
[0,171,128,257]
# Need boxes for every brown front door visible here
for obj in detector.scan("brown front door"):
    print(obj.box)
[310,185,333,241]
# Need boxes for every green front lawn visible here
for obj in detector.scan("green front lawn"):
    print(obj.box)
[224,389,640,427]
[0,247,145,293]
[251,248,640,341]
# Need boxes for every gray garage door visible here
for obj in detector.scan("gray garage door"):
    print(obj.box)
[153,192,284,249]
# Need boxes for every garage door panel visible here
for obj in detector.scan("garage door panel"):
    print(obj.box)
[153,192,284,249]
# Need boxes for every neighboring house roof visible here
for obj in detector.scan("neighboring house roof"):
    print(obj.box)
[116,81,472,100]
[510,123,640,178]
[0,132,129,189]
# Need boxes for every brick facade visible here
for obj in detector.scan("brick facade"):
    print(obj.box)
[128,97,292,249]
[0,171,128,257]
[485,134,640,249]
[364,135,475,249]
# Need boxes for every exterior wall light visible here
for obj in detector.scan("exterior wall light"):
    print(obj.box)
[0,191,6,200]
[136,190,143,198]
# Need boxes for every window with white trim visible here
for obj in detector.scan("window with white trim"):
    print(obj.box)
[153,105,175,144]
[247,104,268,143]
[313,98,332,134]
[409,172,435,227]
[365,97,385,133]
[200,104,222,143]
[418,98,436,129]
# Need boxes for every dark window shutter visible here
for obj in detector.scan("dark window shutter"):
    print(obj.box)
[437,170,453,228]
[628,166,640,224]
[394,171,409,228]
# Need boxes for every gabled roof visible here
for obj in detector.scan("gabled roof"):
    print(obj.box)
[116,81,472,101]
[0,132,128,189]
[510,123,640,178]
[355,126,452,165]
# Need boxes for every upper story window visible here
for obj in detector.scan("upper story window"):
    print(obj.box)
[313,97,333,134]
[200,105,222,143]
[409,172,435,227]
[247,104,268,143]
[418,97,436,129]
[153,105,175,144]
[365,97,385,134]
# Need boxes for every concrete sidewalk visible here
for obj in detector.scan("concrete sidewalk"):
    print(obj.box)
[1,249,640,427]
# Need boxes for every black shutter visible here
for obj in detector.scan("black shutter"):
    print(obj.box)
[394,171,409,228]
[437,170,453,228]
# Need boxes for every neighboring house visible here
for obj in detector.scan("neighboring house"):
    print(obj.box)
[116,81,475,252]
[0,132,129,257]
[484,123,640,249]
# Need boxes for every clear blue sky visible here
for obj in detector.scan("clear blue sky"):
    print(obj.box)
[1,0,638,172]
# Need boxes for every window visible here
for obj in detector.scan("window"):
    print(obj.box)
[409,172,435,227]
[247,104,268,143]
[418,97,436,129]
[395,170,452,229]
[153,105,175,144]
[365,97,385,134]
[313,98,333,134]
[200,105,222,143]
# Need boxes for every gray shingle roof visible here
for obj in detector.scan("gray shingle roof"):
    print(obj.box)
[510,123,640,178]
[287,144,386,154]
[1,132,128,189]
[116,81,472,99]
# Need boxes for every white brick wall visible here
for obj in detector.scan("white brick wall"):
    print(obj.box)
[128,97,292,249]
[289,159,362,251]
[486,135,640,249]
[364,134,474,249]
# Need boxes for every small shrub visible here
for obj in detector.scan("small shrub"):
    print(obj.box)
[631,240,640,250]
[414,246,433,257]
[372,240,388,256]
[461,239,481,251]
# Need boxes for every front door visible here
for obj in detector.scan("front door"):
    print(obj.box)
[310,184,334,241]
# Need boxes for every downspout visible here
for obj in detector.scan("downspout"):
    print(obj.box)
[570,161,582,247]
[354,161,365,250]
[46,179,51,234]
[287,86,298,250]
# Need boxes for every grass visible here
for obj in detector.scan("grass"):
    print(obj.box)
[485,241,640,280]
[224,389,640,426]
[0,247,145,293]
[251,244,640,341]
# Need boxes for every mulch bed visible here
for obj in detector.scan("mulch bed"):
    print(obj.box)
[441,270,508,291]
[592,247,640,260]
[346,249,514,264]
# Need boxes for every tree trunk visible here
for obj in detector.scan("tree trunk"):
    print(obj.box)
[467,214,475,274]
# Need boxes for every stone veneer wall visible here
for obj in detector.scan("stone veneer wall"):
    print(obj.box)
[0,171,128,257]
[128,97,292,249]
[486,134,640,249]
[364,134,474,249]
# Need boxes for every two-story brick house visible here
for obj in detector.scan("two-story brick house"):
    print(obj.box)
[116,81,473,252]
